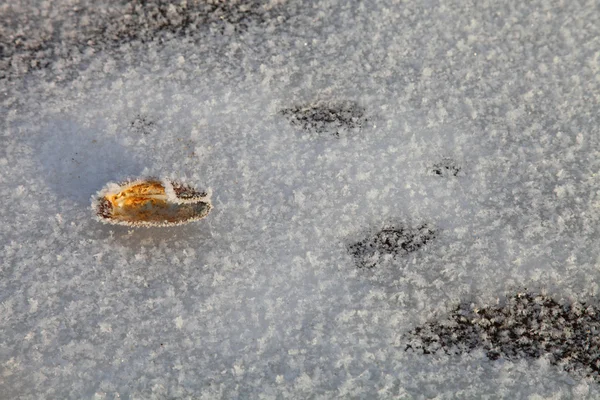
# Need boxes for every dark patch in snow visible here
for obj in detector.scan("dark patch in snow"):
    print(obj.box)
[281,100,368,138]
[0,0,287,80]
[97,197,113,219]
[97,0,282,43]
[406,292,600,379]
[130,115,156,135]
[431,158,461,177]
[171,181,209,200]
[349,224,435,268]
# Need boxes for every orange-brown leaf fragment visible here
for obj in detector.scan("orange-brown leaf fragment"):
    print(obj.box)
[92,178,212,227]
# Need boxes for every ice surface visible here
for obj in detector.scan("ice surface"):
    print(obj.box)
[2,0,600,398]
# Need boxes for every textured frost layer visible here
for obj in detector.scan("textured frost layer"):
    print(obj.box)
[2,0,600,398]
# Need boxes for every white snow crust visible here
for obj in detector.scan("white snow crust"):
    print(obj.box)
[2,0,600,398]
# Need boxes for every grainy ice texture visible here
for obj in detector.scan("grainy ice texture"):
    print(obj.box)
[2,0,600,398]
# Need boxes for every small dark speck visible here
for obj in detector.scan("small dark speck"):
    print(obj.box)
[130,115,155,135]
[431,158,462,177]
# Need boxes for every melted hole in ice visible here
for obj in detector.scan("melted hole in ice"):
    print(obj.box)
[406,292,600,380]
[281,100,368,138]
[349,224,436,268]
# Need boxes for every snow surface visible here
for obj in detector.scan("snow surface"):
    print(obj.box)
[2,0,600,398]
